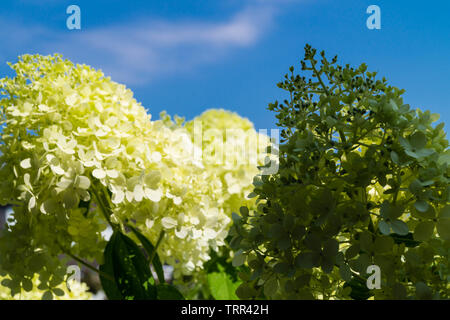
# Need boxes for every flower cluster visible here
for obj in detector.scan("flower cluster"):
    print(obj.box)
[185,109,270,224]
[149,109,271,277]
[230,46,450,300]
[0,54,268,294]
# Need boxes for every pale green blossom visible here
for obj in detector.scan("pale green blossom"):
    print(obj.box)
[0,54,269,292]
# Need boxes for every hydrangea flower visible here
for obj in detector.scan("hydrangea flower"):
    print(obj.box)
[0,54,270,293]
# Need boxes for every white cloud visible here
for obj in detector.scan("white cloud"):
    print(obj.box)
[0,3,281,85]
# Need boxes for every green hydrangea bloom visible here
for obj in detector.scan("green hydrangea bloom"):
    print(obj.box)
[230,46,450,300]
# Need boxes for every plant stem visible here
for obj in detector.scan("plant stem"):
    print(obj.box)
[91,185,116,230]
[64,251,114,282]
[310,57,347,145]
[149,231,165,264]
[393,185,399,205]
[101,186,115,214]
[310,59,330,97]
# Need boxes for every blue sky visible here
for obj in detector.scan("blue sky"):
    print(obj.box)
[0,0,449,131]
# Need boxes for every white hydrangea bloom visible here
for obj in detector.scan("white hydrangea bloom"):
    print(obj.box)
[0,54,271,288]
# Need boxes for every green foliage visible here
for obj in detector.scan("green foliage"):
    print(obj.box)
[156,284,185,300]
[344,277,372,300]
[207,265,241,300]
[127,224,165,284]
[100,232,157,300]
[176,247,245,300]
[230,45,450,300]
[203,248,245,300]
[100,229,184,300]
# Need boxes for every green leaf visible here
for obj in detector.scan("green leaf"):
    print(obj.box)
[415,203,436,219]
[415,282,432,300]
[413,221,435,241]
[379,201,389,219]
[359,231,373,252]
[52,288,65,296]
[42,290,53,300]
[273,262,290,274]
[378,220,391,235]
[409,132,427,150]
[409,180,423,194]
[269,223,284,239]
[100,232,157,300]
[345,244,360,260]
[263,277,278,297]
[390,151,400,164]
[343,277,373,300]
[350,253,371,274]
[391,220,409,235]
[415,148,435,158]
[387,205,403,220]
[414,200,429,213]
[389,233,421,248]
[1,278,12,288]
[383,188,396,195]
[277,235,291,250]
[235,283,256,299]
[393,283,407,299]
[156,283,184,300]
[127,224,165,284]
[99,233,123,300]
[232,250,246,267]
[292,225,306,238]
[321,257,335,274]
[304,232,321,251]
[374,236,394,253]
[436,219,450,241]
[232,212,242,223]
[21,278,33,292]
[113,233,157,299]
[339,264,353,282]
[439,205,450,219]
[207,270,241,300]
[239,206,249,217]
[247,192,257,199]
[295,252,319,269]
[322,239,339,258]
